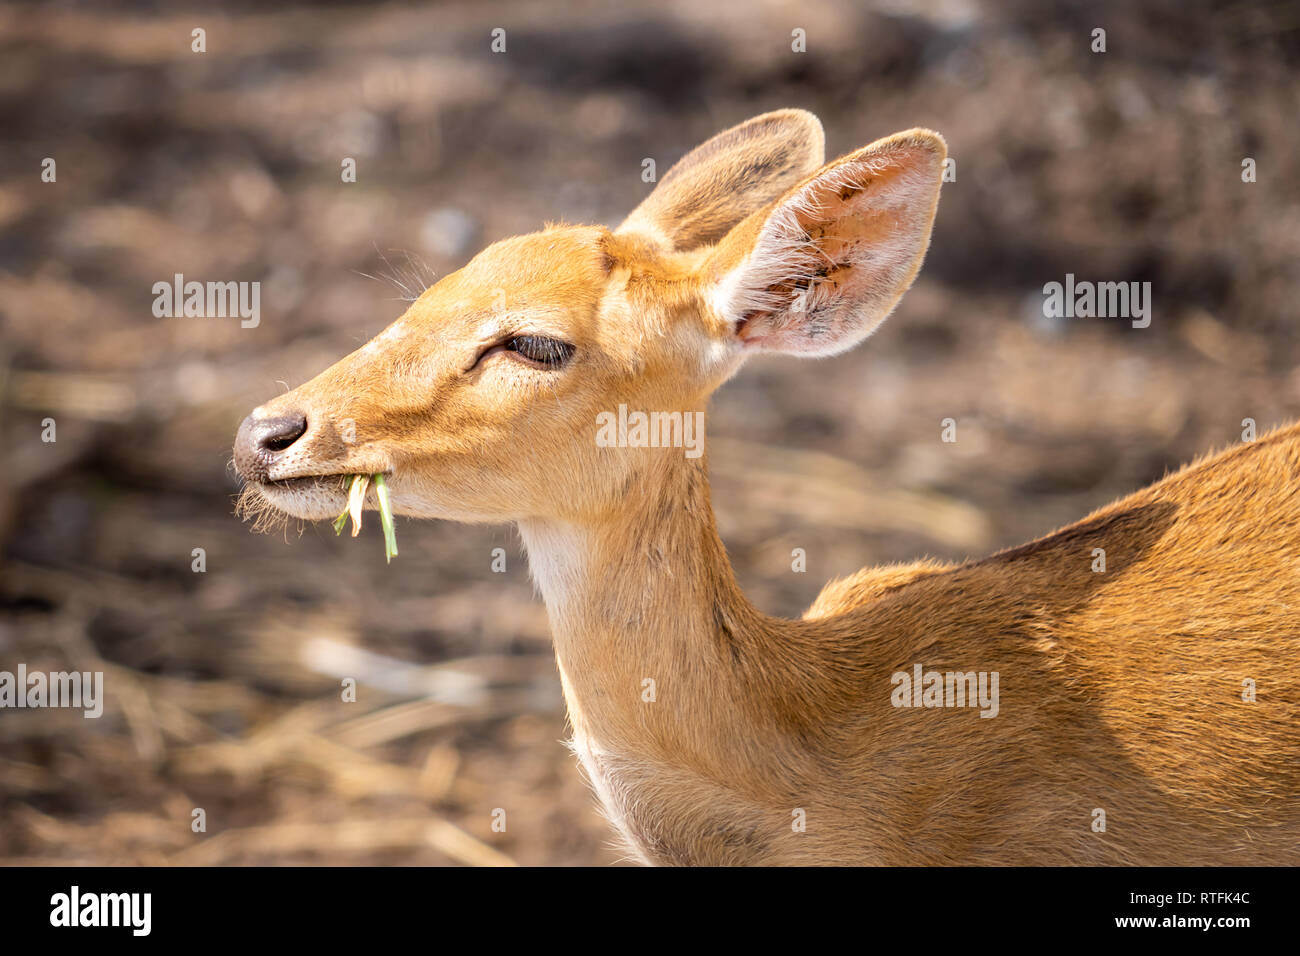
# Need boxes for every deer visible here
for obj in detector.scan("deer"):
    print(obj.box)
[233,110,1300,866]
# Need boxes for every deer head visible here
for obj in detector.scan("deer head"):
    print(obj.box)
[233,110,946,529]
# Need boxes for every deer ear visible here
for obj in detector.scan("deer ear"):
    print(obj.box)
[617,109,825,252]
[705,129,946,358]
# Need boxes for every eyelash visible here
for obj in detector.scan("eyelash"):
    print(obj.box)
[482,335,575,370]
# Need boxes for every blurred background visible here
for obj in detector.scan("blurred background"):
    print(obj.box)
[1,0,1298,865]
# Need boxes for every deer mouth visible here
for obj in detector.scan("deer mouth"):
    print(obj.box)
[265,474,349,493]
[238,473,355,525]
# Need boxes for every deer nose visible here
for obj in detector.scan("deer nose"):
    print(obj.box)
[234,411,308,482]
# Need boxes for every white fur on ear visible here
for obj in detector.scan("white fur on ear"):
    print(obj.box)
[710,130,946,358]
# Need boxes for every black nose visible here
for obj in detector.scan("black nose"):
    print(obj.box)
[256,413,308,451]
[234,412,308,482]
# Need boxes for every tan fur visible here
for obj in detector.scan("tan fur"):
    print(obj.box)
[619,109,826,251]
[235,112,1300,865]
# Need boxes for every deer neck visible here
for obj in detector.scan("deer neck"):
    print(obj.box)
[517,450,780,778]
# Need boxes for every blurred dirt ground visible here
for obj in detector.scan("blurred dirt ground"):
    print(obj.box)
[1,0,1298,864]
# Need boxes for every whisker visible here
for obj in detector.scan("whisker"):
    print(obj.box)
[353,244,438,305]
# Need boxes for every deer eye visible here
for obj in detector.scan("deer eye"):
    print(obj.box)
[503,334,575,369]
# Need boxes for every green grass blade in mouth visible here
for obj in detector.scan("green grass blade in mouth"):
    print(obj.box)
[374,473,398,563]
[333,476,354,535]
[347,474,371,537]
[331,473,397,562]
